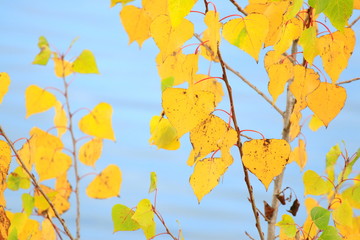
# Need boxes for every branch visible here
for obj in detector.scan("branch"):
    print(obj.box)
[217,45,265,240]
[194,34,284,117]
[153,208,177,240]
[0,126,74,240]
[349,15,360,28]
[229,0,248,16]
[337,77,360,85]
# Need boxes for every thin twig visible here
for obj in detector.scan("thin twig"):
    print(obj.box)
[337,77,360,85]
[229,0,248,16]
[349,15,360,28]
[47,214,64,240]
[245,232,256,240]
[0,126,74,240]
[153,208,177,240]
[194,33,284,117]
[217,45,265,240]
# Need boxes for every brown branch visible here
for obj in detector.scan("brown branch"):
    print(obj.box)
[194,34,284,117]
[337,77,360,85]
[0,126,74,240]
[229,0,248,16]
[217,45,265,240]
[153,208,177,240]
[349,15,360,28]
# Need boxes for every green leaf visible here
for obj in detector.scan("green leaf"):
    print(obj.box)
[310,206,331,230]
[323,0,354,31]
[148,172,157,193]
[132,199,156,239]
[7,229,18,240]
[32,36,51,65]
[318,226,341,240]
[7,167,31,191]
[276,214,297,237]
[303,170,333,195]
[326,144,341,182]
[22,193,34,217]
[309,0,331,14]
[299,26,318,65]
[112,204,140,232]
[161,77,174,92]
[72,50,100,74]
[284,0,303,20]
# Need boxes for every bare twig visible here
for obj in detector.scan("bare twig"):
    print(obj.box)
[229,0,248,16]
[217,45,265,240]
[349,15,360,28]
[337,77,360,85]
[153,208,177,240]
[194,34,284,117]
[245,232,256,240]
[0,126,74,240]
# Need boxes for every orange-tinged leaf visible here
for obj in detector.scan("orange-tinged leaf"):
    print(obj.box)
[273,18,303,54]
[299,26,319,65]
[0,207,10,240]
[306,82,346,127]
[303,215,319,239]
[267,62,294,103]
[55,173,72,200]
[187,114,237,166]
[289,106,302,141]
[79,138,103,167]
[201,10,221,61]
[120,5,152,47]
[192,74,224,105]
[18,218,41,240]
[289,139,307,170]
[35,184,70,217]
[53,58,73,78]
[356,0,360,9]
[305,197,319,214]
[150,15,194,61]
[309,114,325,131]
[79,102,116,141]
[54,101,68,138]
[0,72,10,104]
[72,50,100,74]
[0,140,11,206]
[303,170,333,195]
[290,65,320,110]
[25,85,57,118]
[143,0,168,20]
[190,154,234,203]
[149,115,180,150]
[36,151,72,182]
[264,50,293,72]
[222,14,269,61]
[242,139,291,190]
[162,88,215,137]
[41,219,56,240]
[17,140,33,170]
[168,0,197,27]
[86,164,122,199]
[132,199,156,239]
[318,28,355,83]
[156,52,198,86]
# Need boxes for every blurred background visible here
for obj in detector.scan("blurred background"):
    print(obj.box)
[1,1,359,239]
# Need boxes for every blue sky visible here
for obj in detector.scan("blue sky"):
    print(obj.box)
[1,1,360,239]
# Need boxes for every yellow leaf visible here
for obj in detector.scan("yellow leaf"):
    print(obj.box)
[222,14,269,61]
[25,85,57,118]
[303,170,333,195]
[0,140,11,206]
[355,0,360,9]
[318,28,355,83]
[299,26,319,65]
[290,65,320,110]
[162,88,215,137]
[303,215,319,239]
[41,219,56,240]
[156,52,198,86]
[242,139,291,190]
[187,114,237,166]
[78,102,116,141]
[18,218,41,240]
[201,10,221,61]
[149,115,180,150]
[110,0,134,7]
[306,82,346,127]
[55,173,72,200]
[0,72,10,104]
[190,154,234,203]
[86,164,122,199]
[333,200,353,227]
[304,197,318,214]
[264,50,293,72]
[0,207,10,240]
[53,58,73,78]
[35,184,70,217]
[274,18,303,54]
[120,5,152,47]
[72,50,100,74]
[53,101,68,138]
[308,114,324,131]
[168,0,196,27]
[267,62,294,103]
[289,139,307,170]
[79,138,103,166]
[132,199,156,239]
[150,15,194,62]
[289,105,302,141]
[192,74,224,105]
[143,0,168,20]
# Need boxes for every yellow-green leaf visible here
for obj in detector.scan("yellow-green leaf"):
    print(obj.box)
[110,0,134,7]
[112,204,140,232]
[303,170,333,195]
[149,115,180,150]
[132,199,156,239]
[78,102,116,141]
[299,26,319,65]
[333,200,353,227]
[242,139,291,190]
[0,140,11,205]
[25,85,57,118]
[325,144,341,182]
[0,72,11,104]
[323,0,354,30]
[308,114,325,131]
[32,36,51,65]
[86,164,122,199]
[148,172,157,193]
[79,138,103,167]
[276,214,297,238]
[72,49,99,74]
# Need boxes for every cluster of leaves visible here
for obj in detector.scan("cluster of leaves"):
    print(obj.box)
[0,37,121,240]
[277,144,360,239]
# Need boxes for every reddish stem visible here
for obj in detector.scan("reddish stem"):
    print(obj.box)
[195,76,223,84]
[79,172,98,181]
[44,86,65,96]
[210,149,220,159]
[207,1,217,12]
[178,43,202,53]
[239,129,265,139]
[315,21,333,40]
[71,107,92,117]
[190,10,205,15]
[47,126,69,134]
[219,14,244,22]
[75,135,93,143]
[311,64,329,83]
[12,137,29,145]
[320,175,336,189]
[195,40,209,54]
[213,108,233,126]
